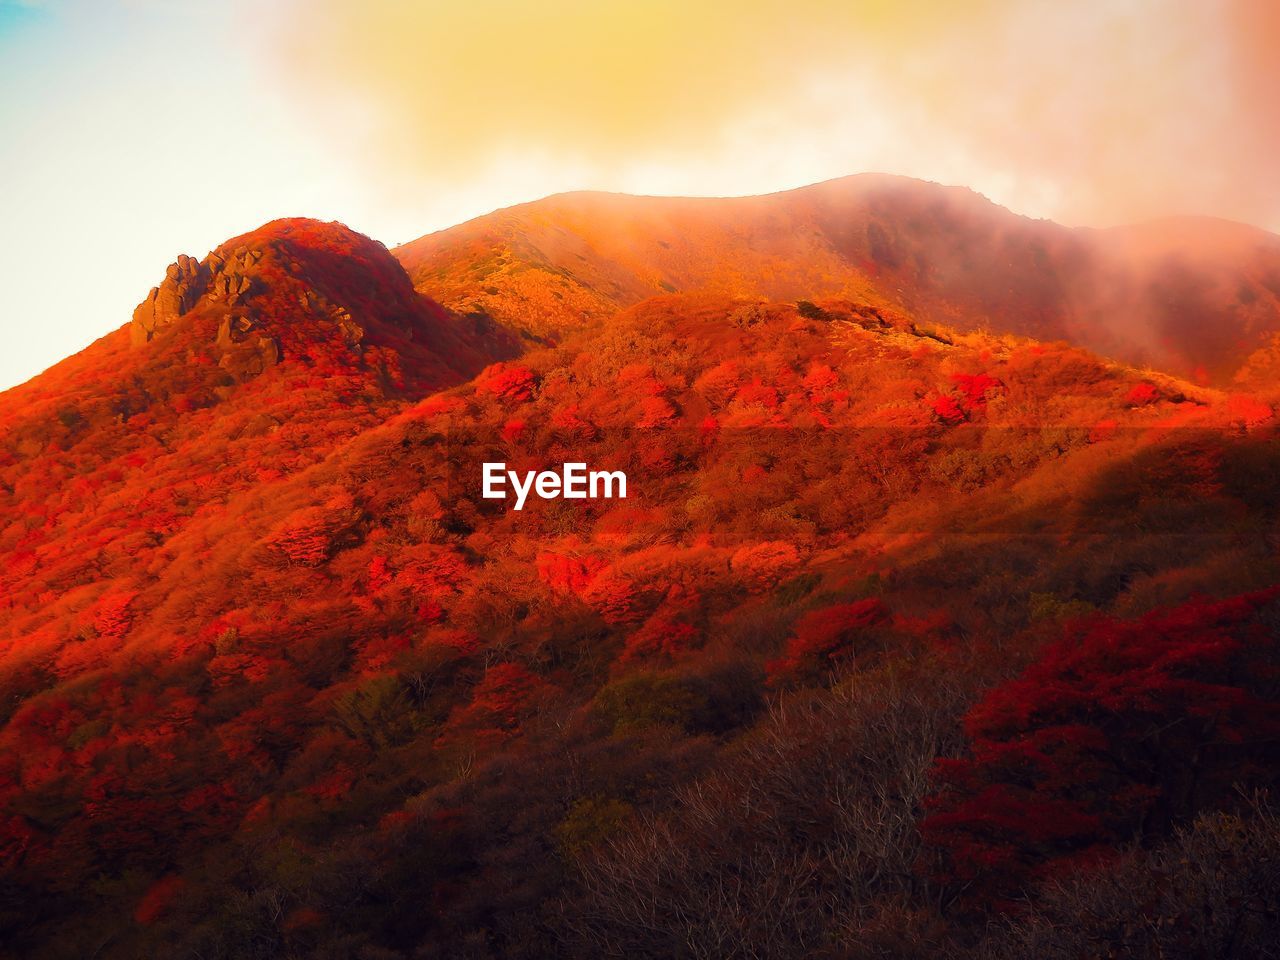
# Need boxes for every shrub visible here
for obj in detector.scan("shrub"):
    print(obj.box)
[557,797,634,857]
[1125,382,1161,407]
[262,492,362,567]
[730,541,802,591]
[796,300,832,322]
[951,373,1005,412]
[476,362,538,402]
[435,662,553,753]
[971,802,1280,960]
[933,394,966,424]
[592,674,704,734]
[330,674,415,748]
[766,598,888,687]
[565,664,973,959]
[922,590,1280,907]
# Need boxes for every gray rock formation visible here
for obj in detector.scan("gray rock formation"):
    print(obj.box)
[130,247,267,346]
[130,254,209,345]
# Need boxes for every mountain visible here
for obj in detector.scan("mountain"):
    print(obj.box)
[1,188,1279,959]
[0,218,515,693]
[396,174,1280,384]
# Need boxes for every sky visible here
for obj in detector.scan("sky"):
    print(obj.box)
[1,0,1277,390]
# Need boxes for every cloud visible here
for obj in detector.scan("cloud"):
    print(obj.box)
[216,0,1280,229]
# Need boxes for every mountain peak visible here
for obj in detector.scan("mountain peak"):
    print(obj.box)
[124,218,515,392]
[130,218,415,351]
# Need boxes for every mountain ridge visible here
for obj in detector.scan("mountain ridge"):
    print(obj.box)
[394,174,1280,385]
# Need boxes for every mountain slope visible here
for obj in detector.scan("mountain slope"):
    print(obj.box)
[396,174,1280,384]
[2,195,1279,959]
[3,276,1278,956]
[0,218,516,690]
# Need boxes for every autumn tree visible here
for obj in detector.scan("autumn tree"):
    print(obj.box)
[923,589,1280,906]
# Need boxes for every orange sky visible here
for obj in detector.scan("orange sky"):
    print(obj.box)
[1,0,1277,390]
[268,0,1280,230]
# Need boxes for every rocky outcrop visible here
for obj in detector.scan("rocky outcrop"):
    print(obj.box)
[129,238,369,381]
[130,254,209,345]
[297,290,365,348]
[130,247,265,347]
[124,218,503,394]
[205,247,262,306]
[215,312,280,380]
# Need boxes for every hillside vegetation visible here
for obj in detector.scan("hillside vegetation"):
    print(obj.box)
[1,201,1278,959]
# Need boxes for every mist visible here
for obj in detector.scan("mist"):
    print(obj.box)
[265,0,1280,231]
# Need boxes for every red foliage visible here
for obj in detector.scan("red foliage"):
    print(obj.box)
[733,378,781,410]
[636,396,677,428]
[468,664,546,727]
[476,362,538,402]
[263,492,361,567]
[922,590,1280,905]
[620,612,702,664]
[730,541,801,591]
[416,600,445,624]
[1226,393,1272,431]
[91,591,138,642]
[3,208,1279,954]
[550,403,595,437]
[437,663,550,750]
[367,555,393,592]
[304,765,356,801]
[802,362,839,399]
[931,394,966,424]
[933,372,1005,423]
[766,599,889,686]
[0,815,37,868]
[951,372,1005,411]
[395,547,469,595]
[694,360,741,405]
[1125,382,1161,407]
[536,551,606,596]
[582,570,643,624]
[1088,418,1117,443]
[501,418,528,443]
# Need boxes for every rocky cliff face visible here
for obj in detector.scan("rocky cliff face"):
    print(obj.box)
[122,218,517,394]
[130,253,209,345]
[130,246,261,333]
[130,243,284,379]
